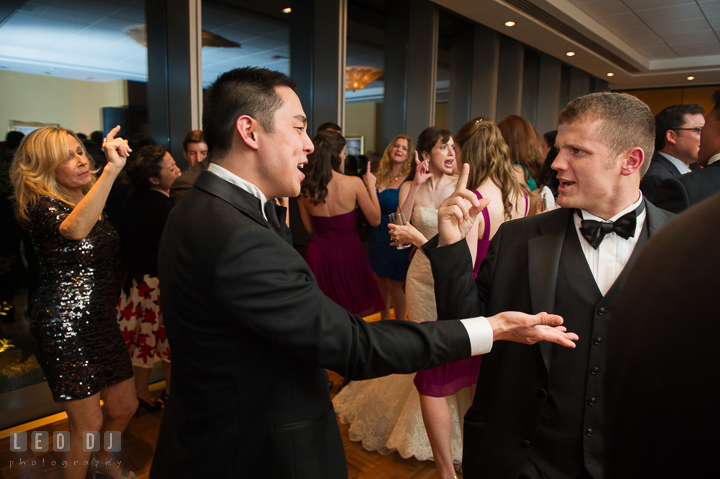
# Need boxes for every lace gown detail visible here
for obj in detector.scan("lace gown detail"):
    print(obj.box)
[332,206,472,462]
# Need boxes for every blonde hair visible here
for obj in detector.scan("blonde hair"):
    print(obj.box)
[374,135,415,187]
[10,127,96,225]
[455,118,527,221]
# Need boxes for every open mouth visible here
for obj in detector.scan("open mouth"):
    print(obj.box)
[558,179,575,191]
[444,159,454,168]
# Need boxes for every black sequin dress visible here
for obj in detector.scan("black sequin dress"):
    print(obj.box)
[29,196,133,402]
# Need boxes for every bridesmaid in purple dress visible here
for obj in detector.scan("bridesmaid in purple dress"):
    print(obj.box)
[391,120,529,479]
[298,130,385,316]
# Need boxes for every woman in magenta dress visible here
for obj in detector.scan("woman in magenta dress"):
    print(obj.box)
[298,130,384,316]
[390,121,529,479]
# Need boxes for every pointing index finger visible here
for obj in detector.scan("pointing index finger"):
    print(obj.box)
[455,163,470,193]
[105,125,121,142]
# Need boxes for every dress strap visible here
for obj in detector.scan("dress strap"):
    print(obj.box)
[523,191,530,217]
[473,190,491,240]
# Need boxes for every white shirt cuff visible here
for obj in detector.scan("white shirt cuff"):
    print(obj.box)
[460,317,493,355]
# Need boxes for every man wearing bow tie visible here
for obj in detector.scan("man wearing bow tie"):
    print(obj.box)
[424,92,674,479]
[150,67,577,479]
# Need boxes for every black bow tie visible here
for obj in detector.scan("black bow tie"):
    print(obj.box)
[578,202,645,250]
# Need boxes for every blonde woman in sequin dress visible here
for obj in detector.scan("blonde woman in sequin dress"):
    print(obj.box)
[10,126,137,479]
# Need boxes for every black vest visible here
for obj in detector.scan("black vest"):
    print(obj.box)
[529,216,649,479]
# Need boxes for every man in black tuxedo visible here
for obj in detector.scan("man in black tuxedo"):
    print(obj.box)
[149,67,577,479]
[424,92,674,479]
[606,191,720,478]
[640,103,704,202]
[654,90,720,213]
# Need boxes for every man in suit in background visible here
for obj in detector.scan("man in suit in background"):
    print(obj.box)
[654,90,720,213]
[425,92,674,479]
[150,67,577,479]
[169,130,210,205]
[606,192,720,478]
[640,103,704,202]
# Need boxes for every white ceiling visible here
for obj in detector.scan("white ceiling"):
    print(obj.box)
[0,0,717,98]
[433,0,720,89]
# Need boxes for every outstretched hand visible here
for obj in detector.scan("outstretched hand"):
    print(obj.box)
[437,163,489,246]
[488,311,578,348]
[102,125,131,172]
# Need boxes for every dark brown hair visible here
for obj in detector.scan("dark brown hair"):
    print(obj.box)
[127,145,167,189]
[300,130,346,205]
[497,115,544,188]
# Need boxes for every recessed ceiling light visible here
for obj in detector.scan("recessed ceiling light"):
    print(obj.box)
[282,7,291,13]
[566,51,575,57]
[504,21,515,27]
[687,76,695,80]
[606,72,614,77]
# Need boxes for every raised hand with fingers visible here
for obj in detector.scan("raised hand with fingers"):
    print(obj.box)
[437,163,489,247]
[363,161,376,189]
[102,125,132,172]
[412,150,432,186]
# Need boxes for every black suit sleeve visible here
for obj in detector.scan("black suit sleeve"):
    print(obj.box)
[213,225,471,379]
[423,231,494,321]
[652,177,690,213]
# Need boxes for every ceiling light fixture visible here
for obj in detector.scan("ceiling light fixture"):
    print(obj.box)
[606,72,614,77]
[283,7,291,14]
[126,25,240,48]
[504,21,515,27]
[566,51,575,57]
[345,66,384,92]
[687,76,695,80]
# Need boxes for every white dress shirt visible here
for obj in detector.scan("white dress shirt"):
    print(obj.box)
[707,152,720,166]
[574,195,646,296]
[658,152,691,174]
[208,163,269,220]
[207,162,494,355]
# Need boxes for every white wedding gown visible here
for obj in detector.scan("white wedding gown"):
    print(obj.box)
[332,206,472,462]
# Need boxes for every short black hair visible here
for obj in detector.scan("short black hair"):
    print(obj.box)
[203,67,296,160]
[183,130,205,151]
[655,103,705,150]
[543,130,558,146]
[317,122,341,134]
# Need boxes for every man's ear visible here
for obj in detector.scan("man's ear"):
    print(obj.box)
[236,115,259,150]
[149,176,160,185]
[621,147,645,176]
[665,129,678,147]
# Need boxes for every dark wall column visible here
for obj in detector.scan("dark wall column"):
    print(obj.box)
[536,53,562,135]
[383,0,438,147]
[496,36,524,121]
[290,0,347,135]
[471,25,500,121]
[591,77,610,92]
[569,67,591,102]
[448,23,473,133]
[146,0,202,169]
[521,50,540,126]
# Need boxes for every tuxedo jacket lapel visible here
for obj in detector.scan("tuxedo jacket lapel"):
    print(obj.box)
[194,170,269,229]
[527,208,570,372]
